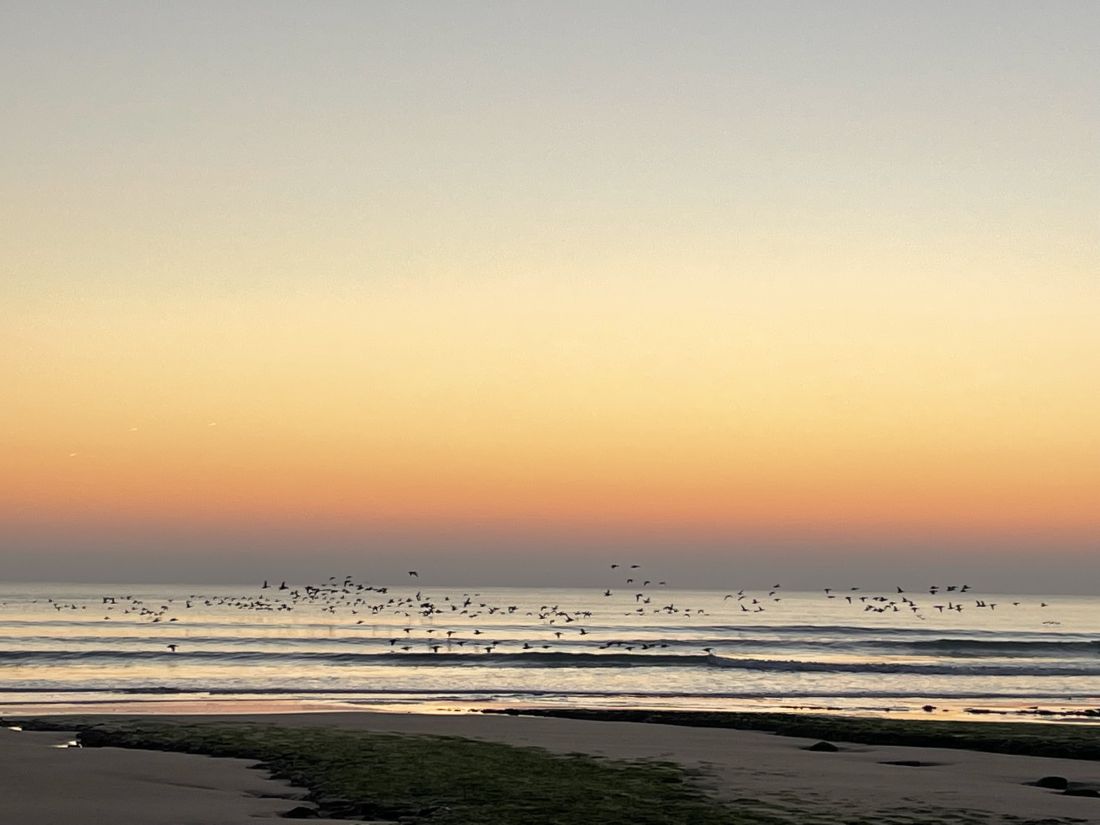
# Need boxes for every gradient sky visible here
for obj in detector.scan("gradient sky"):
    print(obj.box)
[3,2,1099,590]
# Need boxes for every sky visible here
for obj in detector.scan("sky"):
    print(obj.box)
[2,2,1099,591]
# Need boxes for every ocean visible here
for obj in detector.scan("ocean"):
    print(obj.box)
[2,580,1098,721]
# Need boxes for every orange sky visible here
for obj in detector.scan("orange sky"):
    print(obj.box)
[5,274,1099,541]
[3,4,1099,581]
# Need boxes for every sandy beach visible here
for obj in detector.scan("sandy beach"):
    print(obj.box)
[4,712,1098,824]
[0,726,321,825]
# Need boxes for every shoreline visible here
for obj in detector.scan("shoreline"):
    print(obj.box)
[9,705,1100,761]
[2,691,1098,725]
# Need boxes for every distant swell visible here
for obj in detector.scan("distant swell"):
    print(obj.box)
[901,639,1099,654]
[1,687,1098,704]
[2,648,1098,677]
[2,636,1095,657]
[704,656,1100,676]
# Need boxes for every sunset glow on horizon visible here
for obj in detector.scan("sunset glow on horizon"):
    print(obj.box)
[3,3,1098,586]
[8,263,1099,541]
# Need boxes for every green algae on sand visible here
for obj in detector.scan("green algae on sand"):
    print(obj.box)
[9,717,779,825]
[483,709,1100,762]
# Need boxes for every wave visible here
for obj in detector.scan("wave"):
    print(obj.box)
[2,633,1095,654]
[902,639,1100,655]
[2,648,1099,676]
[1,686,1098,702]
[621,637,1098,656]
[0,649,697,666]
[703,656,1100,676]
[690,629,1086,642]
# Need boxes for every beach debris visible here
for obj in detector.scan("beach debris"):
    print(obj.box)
[804,741,840,752]
[880,760,941,767]
[1030,774,1100,798]
[1034,776,1069,790]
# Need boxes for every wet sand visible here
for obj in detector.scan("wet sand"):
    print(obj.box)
[0,726,338,825]
[5,712,1099,823]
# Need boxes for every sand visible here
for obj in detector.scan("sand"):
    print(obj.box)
[4,712,1098,823]
[0,726,342,825]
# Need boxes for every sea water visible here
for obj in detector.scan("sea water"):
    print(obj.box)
[1,581,1097,720]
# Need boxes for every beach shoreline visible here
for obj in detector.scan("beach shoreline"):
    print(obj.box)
[2,689,1099,724]
[5,709,1099,824]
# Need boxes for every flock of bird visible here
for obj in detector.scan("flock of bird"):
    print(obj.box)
[14,565,1061,657]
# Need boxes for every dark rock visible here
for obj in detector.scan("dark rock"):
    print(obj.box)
[881,760,939,768]
[922,705,936,712]
[282,806,318,818]
[315,797,355,809]
[1063,788,1100,798]
[1034,776,1069,790]
[317,802,359,817]
[804,741,840,752]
